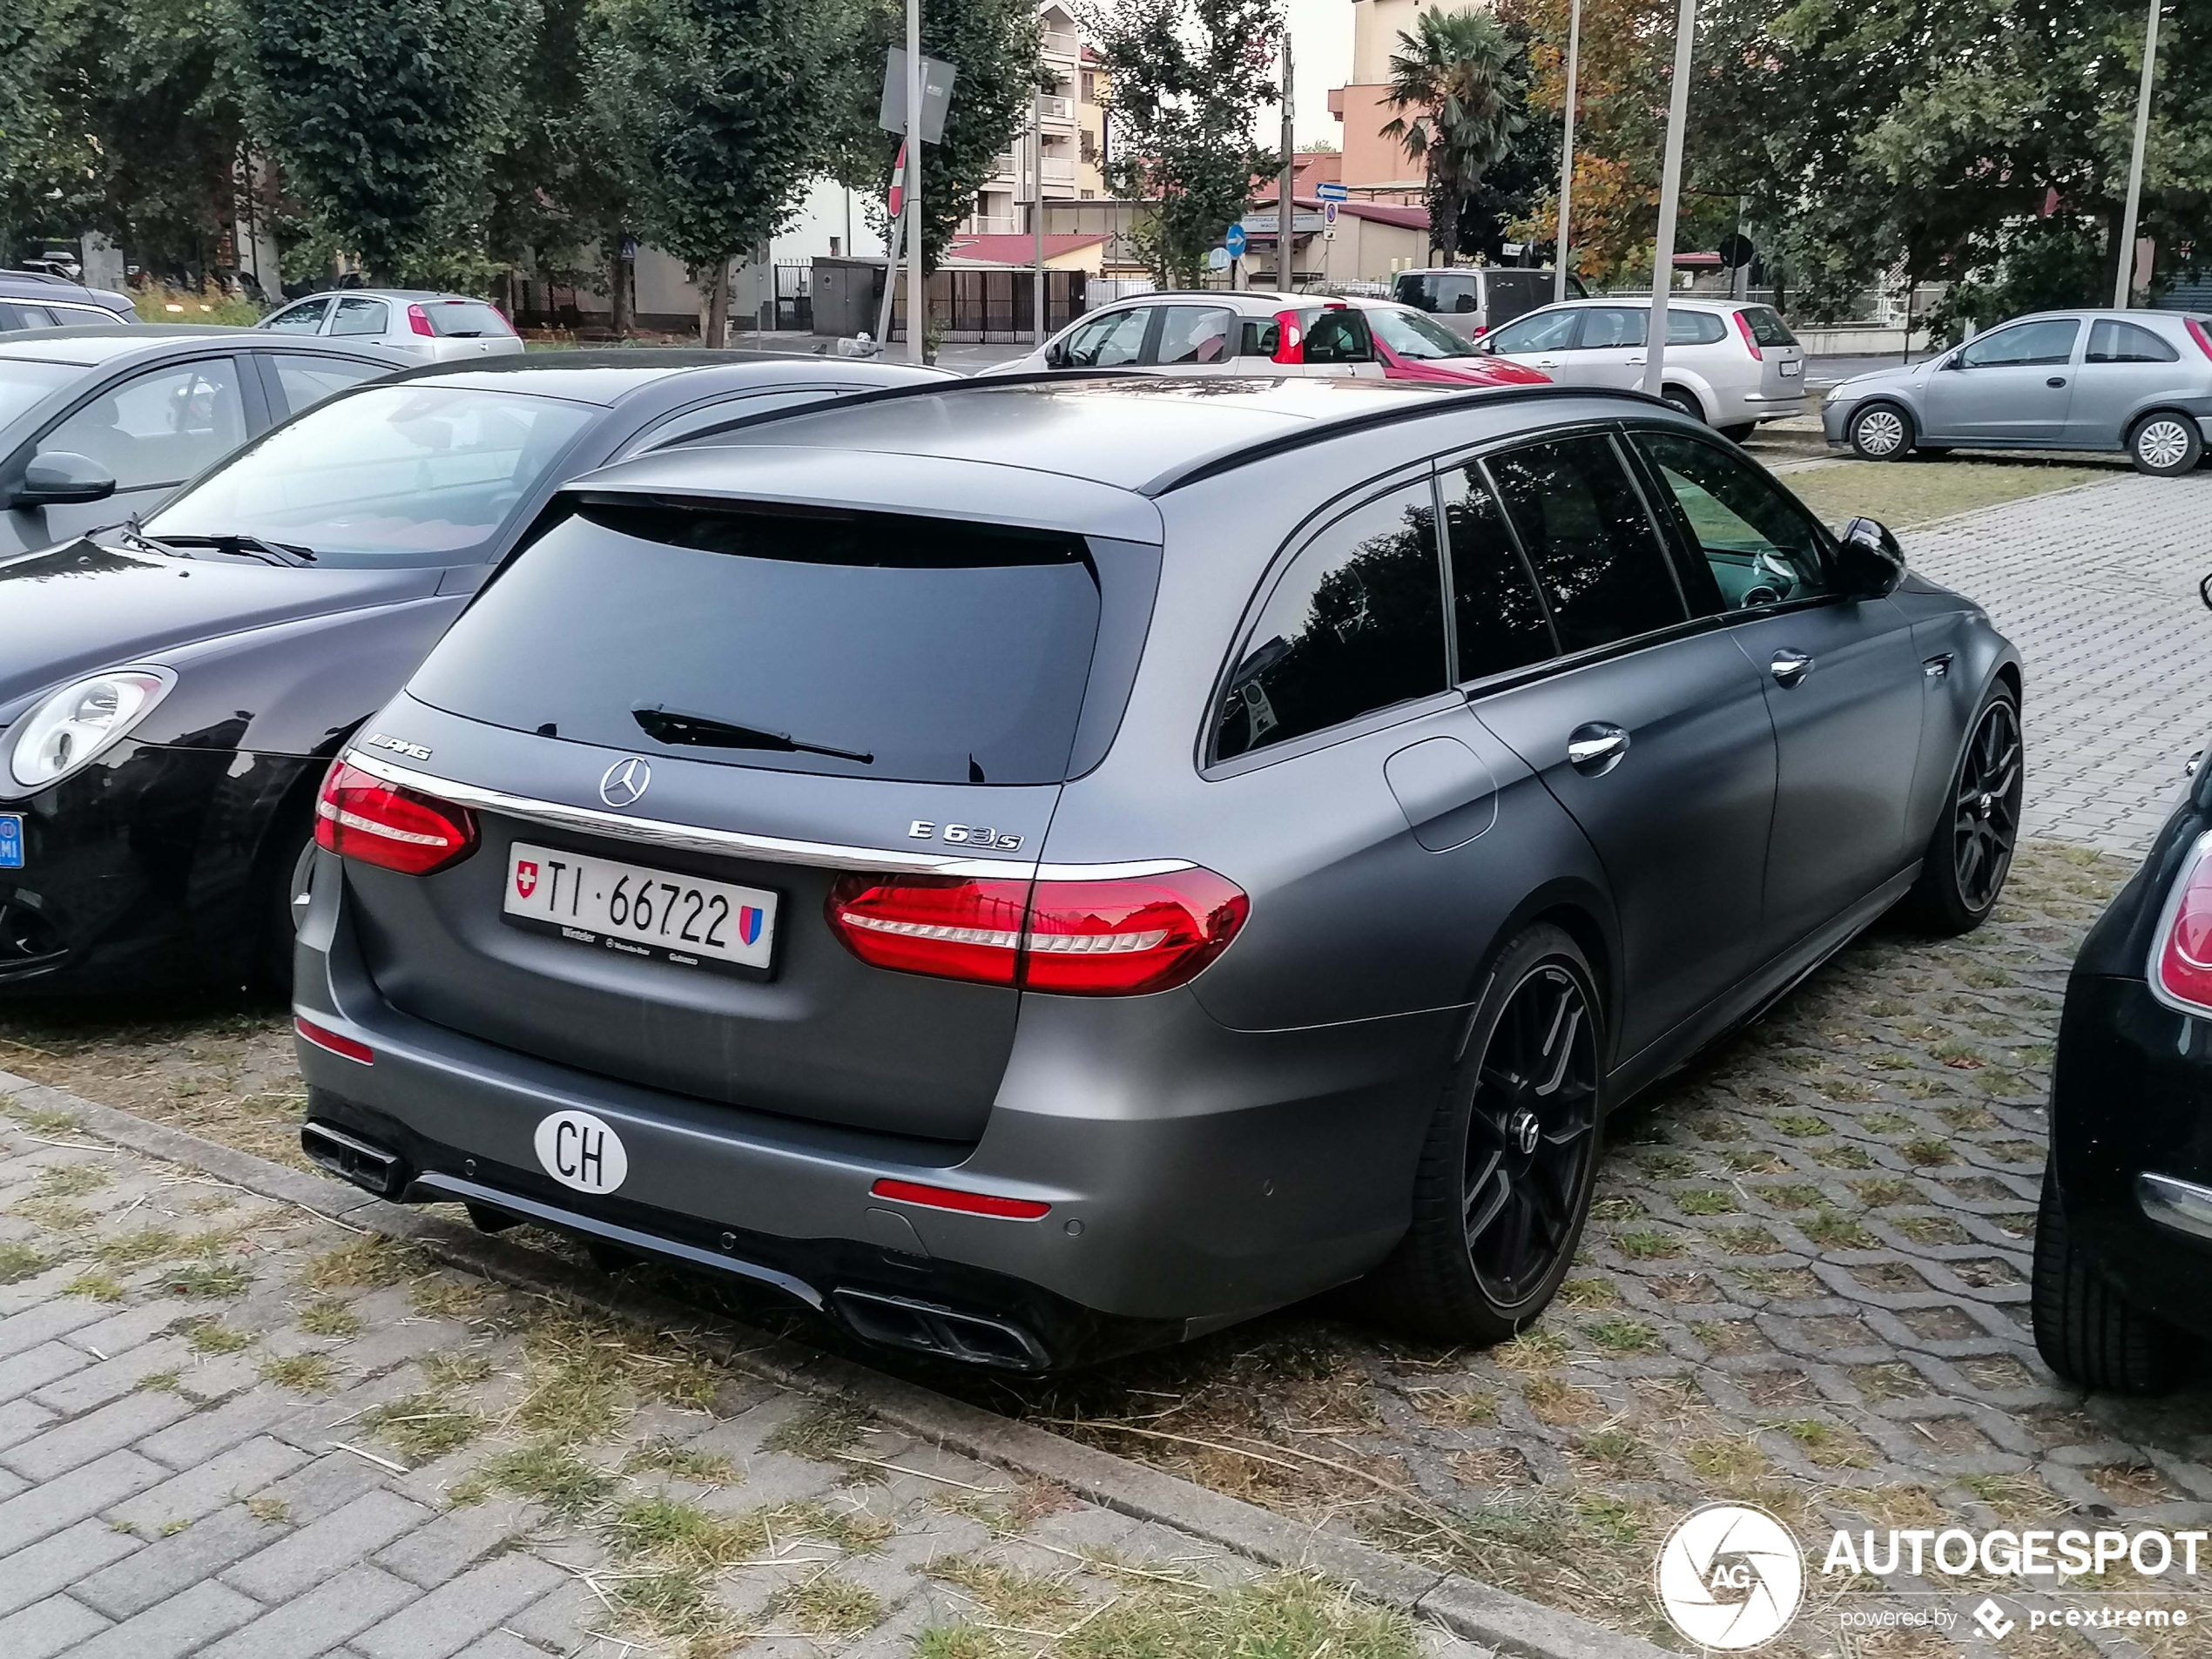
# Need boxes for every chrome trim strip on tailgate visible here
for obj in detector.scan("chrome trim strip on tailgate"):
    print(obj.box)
[341,750,1192,881]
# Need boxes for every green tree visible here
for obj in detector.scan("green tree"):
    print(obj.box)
[237,0,535,284]
[1380,8,1528,266]
[589,0,819,344]
[1081,0,1282,287]
[0,0,92,260]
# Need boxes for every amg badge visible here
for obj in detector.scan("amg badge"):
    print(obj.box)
[363,732,433,761]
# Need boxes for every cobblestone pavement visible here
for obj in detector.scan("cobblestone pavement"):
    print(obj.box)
[0,1111,1493,1659]
[1900,469,2212,857]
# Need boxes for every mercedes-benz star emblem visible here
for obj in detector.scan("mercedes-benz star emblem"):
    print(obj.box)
[598,757,651,809]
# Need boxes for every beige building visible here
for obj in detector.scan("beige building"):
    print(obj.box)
[1327,0,1469,204]
[963,3,1106,236]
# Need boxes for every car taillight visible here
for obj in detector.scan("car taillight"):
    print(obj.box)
[406,303,434,337]
[1271,308,1305,365]
[314,761,476,875]
[295,1015,374,1065]
[870,1178,1049,1220]
[826,867,1247,995]
[2188,317,2212,362]
[1734,310,1764,361]
[2154,837,2212,1014]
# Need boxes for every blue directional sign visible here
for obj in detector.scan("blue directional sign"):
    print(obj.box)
[1224,223,1247,259]
[1316,182,1349,203]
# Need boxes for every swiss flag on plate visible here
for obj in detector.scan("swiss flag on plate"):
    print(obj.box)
[515,861,538,899]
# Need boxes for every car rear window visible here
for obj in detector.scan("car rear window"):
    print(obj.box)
[1480,270,1550,325]
[425,300,511,338]
[1393,273,1479,315]
[409,500,1104,786]
[1741,307,1797,347]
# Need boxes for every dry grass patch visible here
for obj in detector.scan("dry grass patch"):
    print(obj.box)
[33,1163,111,1199]
[771,1571,883,1637]
[295,1298,361,1339]
[161,1260,252,1299]
[929,1554,1082,1627]
[408,1276,492,1320]
[64,1270,125,1302]
[625,1436,737,1486]
[469,1440,617,1518]
[361,1390,486,1458]
[300,1237,421,1291]
[260,1352,337,1393]
[0,1242,50,1285]
[179,1318,253,1355]
[763,1393,875,1461]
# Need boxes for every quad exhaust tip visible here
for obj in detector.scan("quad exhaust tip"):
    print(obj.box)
[300,1121,406,1198]
[831,1287,1051,1372]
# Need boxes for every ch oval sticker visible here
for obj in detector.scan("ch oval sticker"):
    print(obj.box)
[533,1109,629,1195]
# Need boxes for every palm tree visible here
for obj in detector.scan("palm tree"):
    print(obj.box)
[1379,8,1527,264]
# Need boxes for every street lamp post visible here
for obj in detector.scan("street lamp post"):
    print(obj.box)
[1554,0,1581,304]
[1642,0,1697,398]
[1279,37,1295,295]
[905,0,924,364]
[2114,0,2163,310]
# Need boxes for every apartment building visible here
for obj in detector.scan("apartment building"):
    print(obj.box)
[963,3,1108,236]
[1326,0,1460,204]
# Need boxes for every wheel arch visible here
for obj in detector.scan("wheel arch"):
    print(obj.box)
[1474,877,1623,1075]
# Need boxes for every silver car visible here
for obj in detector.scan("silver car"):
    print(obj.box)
[1389,267,1586,339]
[1824,309,2212,474]
[256,289,526,363]
[1482,297,1810,440]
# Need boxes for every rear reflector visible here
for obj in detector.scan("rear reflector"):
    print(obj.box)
[1733,309,1764,361]
[315,762,477,876]
[870,1177,1049,1220]
[826,867,1247,995]
[2154,835,2212,1015]
[295,1016,374,1064]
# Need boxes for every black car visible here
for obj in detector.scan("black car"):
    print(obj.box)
[0,351,949,996]
[2036,727,2212,1393]
[0,326,410,557]
[0,270,138,333]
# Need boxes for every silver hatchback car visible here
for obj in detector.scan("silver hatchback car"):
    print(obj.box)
[1824,309,2212,474]
[257,289,526,363]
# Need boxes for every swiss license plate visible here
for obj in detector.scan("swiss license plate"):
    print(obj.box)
[0,815,20,870]
[502,841,777,978]
[1779,359,1803,377]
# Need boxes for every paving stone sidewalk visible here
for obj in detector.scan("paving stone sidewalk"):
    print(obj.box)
[0,1111,1496,1659]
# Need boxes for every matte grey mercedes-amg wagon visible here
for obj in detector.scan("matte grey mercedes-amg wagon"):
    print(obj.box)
[291,374,2023,1370]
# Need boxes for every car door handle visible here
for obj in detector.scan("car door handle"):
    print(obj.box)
[1567,723,1630,774]
[2047,376,2067,388]
[1770,650,1814,685]
[1626,356,1645,366]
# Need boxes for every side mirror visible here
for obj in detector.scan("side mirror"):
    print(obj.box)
[1043,341,1067,368]
[15,452,117,508]
[1837,516,1905,599]
[1478,336,1497,354]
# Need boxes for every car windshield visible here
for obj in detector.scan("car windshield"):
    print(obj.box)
[1367,307,1481,360]
[0,360,79,429]
[142,384,595,568]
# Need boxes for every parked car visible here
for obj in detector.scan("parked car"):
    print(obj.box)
[2033,602,2212,1392]
[1355,300,1552,388]
[1481,298,1811,439]
[985,293,1544,387]
[1390,266,1587,339]
[257,289,527,363]
[1824,309,2212,475]
[289,374,2020,1372]
[0,271,138,333]
[0,351,949,998]
[0,327,409,558]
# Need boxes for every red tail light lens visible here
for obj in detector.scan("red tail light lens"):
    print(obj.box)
[1271,308,1305,365]
[315,762,477,875]
[1733,309,1764,361]
[406,303,435,337]
[870,1178,1049,1220]
[826,867,1248,995]
[295,1015,374,1065]
[2187,317,2212,363]
[2154,837,2212,1014]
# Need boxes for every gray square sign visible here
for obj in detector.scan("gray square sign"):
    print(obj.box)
[878,48,957,145]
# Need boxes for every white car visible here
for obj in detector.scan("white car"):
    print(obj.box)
[1481,297,1809,439]
[256,289,525,362]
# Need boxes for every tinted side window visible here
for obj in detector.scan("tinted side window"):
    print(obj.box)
[1959,319,2079,368]
[38,358,246,489]
[330,297,389,335]
[2087,320,2178,364]
[1481,270,1548,325]
[269,353,388,416]
[1742,307,1796,347]
[1302,309,1373,363]
[1153,306,1233,365]
[1631,430,1831,612]
[1487,435,1685,653]
[1490,308,1579,354]
[1438,463,1556,680]
[0,301,55,330]
[1579,307,1646,348]
[1215,482,1447,761]
[1669,310,1726,345]
[1061,307,1149,367]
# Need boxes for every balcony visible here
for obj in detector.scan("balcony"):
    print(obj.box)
[988,151,1018,179]
[966,215,1021,235]
[1039,157,1076,185]
[1042,29,1078,59]
[1038,95,1075,125]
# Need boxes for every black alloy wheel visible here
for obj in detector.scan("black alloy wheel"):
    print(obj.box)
[1904,685,2023,934]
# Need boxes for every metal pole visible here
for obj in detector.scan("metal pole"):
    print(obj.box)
[905,0,924,363]
[873,188,904,347]
[1554,0,1581,304]
[1642,0,1697,398]
[1033,85,1046,341]
[1279,37,1295,293]
[2114,0,2161,309]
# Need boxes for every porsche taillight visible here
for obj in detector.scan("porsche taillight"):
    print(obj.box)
[826,867,1247,995]
[314,762,476,875]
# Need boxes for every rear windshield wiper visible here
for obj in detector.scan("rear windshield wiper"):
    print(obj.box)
[156,533,317,567]
[632,705,873,765]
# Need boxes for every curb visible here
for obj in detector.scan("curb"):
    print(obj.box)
[0,1066,1672,1659]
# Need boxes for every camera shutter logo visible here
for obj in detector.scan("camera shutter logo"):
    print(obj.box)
[1656,1503,1804,1649]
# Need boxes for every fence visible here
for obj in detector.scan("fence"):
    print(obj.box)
[772,261,811,332]
[886,266,1088,342]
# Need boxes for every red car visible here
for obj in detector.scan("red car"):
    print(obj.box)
[1353,300,1553,387]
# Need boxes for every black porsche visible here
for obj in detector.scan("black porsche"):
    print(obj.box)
[0,351,949,995]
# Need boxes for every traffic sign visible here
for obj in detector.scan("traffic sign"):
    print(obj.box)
[1206,246,1231,272]
[1224,224,1247,259]
[1323,200,1339,226]
[1316,182,1349,203]
[1717,232,1756,269]
[878,48,956,145]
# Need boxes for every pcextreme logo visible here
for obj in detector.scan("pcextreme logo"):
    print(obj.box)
[1656,1503,1805,1649]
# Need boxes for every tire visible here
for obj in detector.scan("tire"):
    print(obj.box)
[1901,683,2022,934]
[1847,401,1914,462]
[2128,411,2202,476]
[1719,421,1757,443]
[256,819,318,995]
[2031,1167,2182,1394]
[1366,923,1603,1345]
[1659,387,1706,423]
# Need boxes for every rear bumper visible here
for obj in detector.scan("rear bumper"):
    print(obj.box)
[1737,388,1812,421]
[2046,972,2212,1342]
[293,852,1446,1366]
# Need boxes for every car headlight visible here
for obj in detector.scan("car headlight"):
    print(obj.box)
[8,667,175,792]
